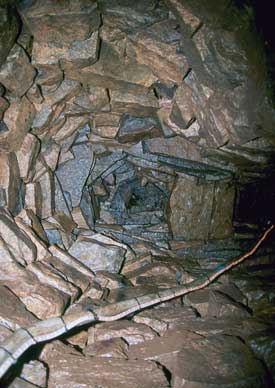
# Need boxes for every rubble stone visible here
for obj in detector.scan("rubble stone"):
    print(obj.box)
[0,208,37,265]
[68,234,126,273]
[40,341,168,388]
[0,44,36,98]
[1,97,35,152]
[0,262,68,319]
[19,0,100,44]
[0,152,22,215]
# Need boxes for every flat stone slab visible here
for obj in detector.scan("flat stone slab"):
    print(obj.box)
[40,341,169,388]
[55,143,94,207]
[128,329,268,388]
[68,234,126,273]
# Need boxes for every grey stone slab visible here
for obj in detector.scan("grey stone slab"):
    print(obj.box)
[56,144,94,207]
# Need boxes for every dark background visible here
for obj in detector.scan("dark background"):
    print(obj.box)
[234,0,275,97]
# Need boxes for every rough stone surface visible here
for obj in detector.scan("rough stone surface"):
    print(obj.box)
[41,341,169,388]
[0,1,274,385]
[32,32,99,69]
[20,360,48,388]
[0,262,68,319]
[16,133,40,182]
[19,0,100,44]
[0,285,38,331]
[0,208,37,265]
[169,174,234,240]
[68,234,126,273]
[118,115,162,143]
[0,44,36,98]
[0,97,35,152]
[88,320,157,346]
[110,89,159,117]
[128,329,268,388]
[37,170,55,219]
[0,152,22,215]
[128,20,189,85]
[55,143,94,207]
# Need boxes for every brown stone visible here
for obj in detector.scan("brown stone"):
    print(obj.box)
[100,0,168,34]
[95,271,130,290]
[27,261,80,301]
[6,377,38,388]
[68,234,126,273]
[0,208,37,265]
[16,133,40,182]
[35,64,63,87]
[20,360,48,388]
[128,328,266,387]
[53,116,88,142]
[209,181,235,238]
[0,44,36,98]
[84,337,129,359]
[66,330,88,349]
[17,24,33,55]
[48,244,95,280]
[19,0,100,44]
[32,32,99,70]
[65,86,110,115]
[18,209,48,243]
[44,79,81,107]
[0,262,68,319]
[169,82,202,134]
[15,217,49,261]
[91,112,121,139]
[37,170,55,219]
[168,174,234,240]
[39,140,61,172]
[183,289,251,319]
[40,341,168,388]
[0,285,38,331]
[144,136,202,162]
[164,0,201,36]
[0,152,22,215]
[126,262,179,288]
[133,304,198,335]
[26,83,44,104]
[117,115,162,143]
[88,320,157,346]
[168,174,214,240]
[0,324,12,343]
[71,207,90,229]
[1,97,35,152]
[93,112,121,127]
[43,255,91,293]
[66,40,157,90]
[32,79,81,137]
[24,182,43,217]
[127,21,189,85]
[110,89,159,117]
[82,85,110,112]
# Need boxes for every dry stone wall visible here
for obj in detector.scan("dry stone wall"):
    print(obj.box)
[0,0,275,386]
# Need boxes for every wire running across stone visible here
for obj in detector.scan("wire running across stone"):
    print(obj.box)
[0,224,273,380]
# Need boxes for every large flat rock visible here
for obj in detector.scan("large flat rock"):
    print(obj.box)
[19,0,100,44]
[128,329,268,388]
[40,341,169,388]
[68,234,126,273]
